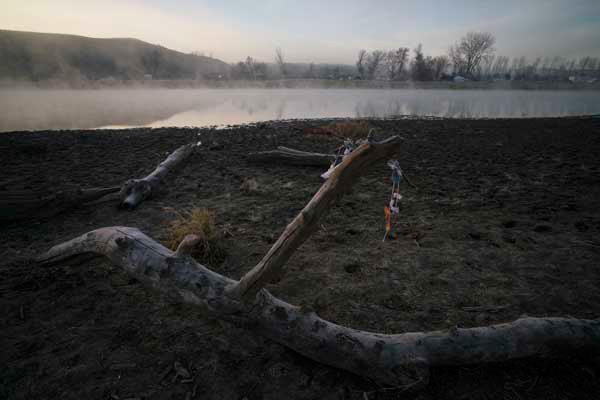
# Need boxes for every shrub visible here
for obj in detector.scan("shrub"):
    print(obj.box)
[164,208,227,266]
[320,120,371,140]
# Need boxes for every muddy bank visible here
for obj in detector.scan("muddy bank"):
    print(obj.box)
[1,117,600,399]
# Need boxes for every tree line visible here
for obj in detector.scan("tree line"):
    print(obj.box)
[230,32,600,82]
[356,32,600,82]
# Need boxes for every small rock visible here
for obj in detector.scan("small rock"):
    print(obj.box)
[174,361,191,379]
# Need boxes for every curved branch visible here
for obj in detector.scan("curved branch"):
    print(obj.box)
[38,227,600,388]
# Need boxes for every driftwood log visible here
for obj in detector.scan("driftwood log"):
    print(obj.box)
[38,137,600,388]
[247,146,334,167]
[0,187,120,221]
[1,143,197,221]
[119,143,197,209]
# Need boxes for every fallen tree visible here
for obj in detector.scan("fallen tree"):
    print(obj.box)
[38,136,600,389]
[1,143,197,221]
[247,146,334,167]
[119,143,197,209]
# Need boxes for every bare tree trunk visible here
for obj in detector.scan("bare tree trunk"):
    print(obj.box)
[1,143,197,221]
[119,143,197,209]
[247,146,334,167]
[38,136,600,388]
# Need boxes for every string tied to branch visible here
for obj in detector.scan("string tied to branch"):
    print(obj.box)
[384,159,405,241]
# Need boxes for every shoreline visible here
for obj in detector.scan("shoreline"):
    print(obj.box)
[3,78,600,91]
[2,114,599,135]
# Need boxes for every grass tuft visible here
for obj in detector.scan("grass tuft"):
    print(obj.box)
[321,120,371,140]
[164,208,227,266]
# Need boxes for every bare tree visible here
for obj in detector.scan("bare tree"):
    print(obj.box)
[385,47,409,80]
[588,57,598,76]
[478,54,495,80]
[304,62,316,79]
[356,49,367,79]
[245,56,257,80]
[448,31,496,78]
[578,56,592,77]
[527,57,542,80]
[492,55,510,79]
[275,47,287,78]
[366,50,385,80]
[432,55,450,80]
[411,44,431,81]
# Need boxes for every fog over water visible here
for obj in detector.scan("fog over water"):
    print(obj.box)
[1,88,599,132]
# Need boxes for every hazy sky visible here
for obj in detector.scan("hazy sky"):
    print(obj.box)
[2,0,599,64]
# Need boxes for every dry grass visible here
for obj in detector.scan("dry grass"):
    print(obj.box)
[164,208,227,266]
[305,120,371,140]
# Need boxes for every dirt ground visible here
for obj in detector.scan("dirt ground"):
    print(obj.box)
[1,117,600,399]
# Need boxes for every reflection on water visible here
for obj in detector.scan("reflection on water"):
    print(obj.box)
[1,88,599,132]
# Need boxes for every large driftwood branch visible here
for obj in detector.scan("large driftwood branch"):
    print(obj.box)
[119,143,197,209]
[38,227,600,388]
[247,146,334,167]
[231,136,401,299]
[1,143,196,221]
[0,187,120,221]
[38,137,600,388]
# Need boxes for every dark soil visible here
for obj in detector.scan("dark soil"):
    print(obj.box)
[2,117,600,399]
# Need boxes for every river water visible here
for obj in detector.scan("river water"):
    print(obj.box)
[1,88,599,132]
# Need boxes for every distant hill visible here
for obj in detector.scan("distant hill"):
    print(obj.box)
[0,29,230,81]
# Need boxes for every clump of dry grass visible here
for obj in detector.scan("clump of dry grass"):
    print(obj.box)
[321,120,371,140]
[164,208,227,266]
[303,120,371,140]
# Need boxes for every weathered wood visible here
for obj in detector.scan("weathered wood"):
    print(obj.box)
[38,227,600,388]
[0,187,120,221]
[231,136,402,300]
[247,146,334,167]
[119,143,197,209]
[2,143,197,220]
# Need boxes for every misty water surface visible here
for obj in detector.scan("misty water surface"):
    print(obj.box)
[1,88,599,132]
